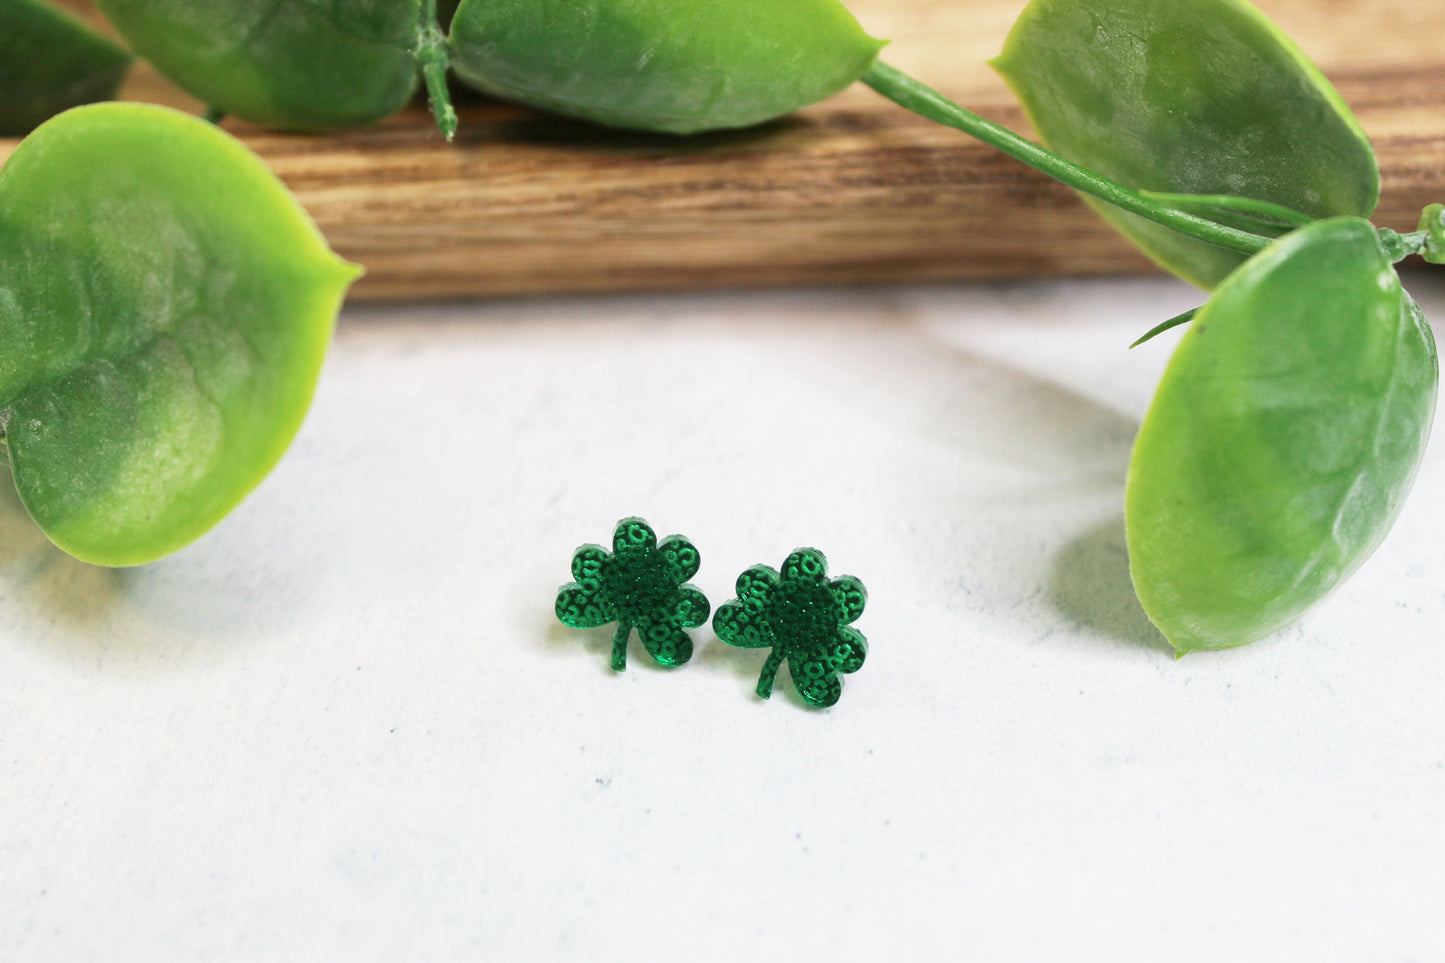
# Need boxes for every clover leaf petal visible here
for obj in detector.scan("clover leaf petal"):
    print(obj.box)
[830,625,868,674]
[613,517,657,555]
[659,533,702,582]
[829,575,867,624]
[569,543,609,594]
[554,584,614,630]
[781,547,829,583]
[788,660,842,709]
[671,586,711,629]
[637,619,695,668]
[713,599,773,650]
[734,564,779,608]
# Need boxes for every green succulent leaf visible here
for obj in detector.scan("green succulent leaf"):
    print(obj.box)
[1418,203,1445,265]
[993,0,1378,289]
[92,0,426,130]
[0,0,133,136]
[1127,217,1438,653]
[0,103,359,565]
[448,0,886,134]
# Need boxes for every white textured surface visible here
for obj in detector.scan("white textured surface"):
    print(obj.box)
[2,274,1444,961]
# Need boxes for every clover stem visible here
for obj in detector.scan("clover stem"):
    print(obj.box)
[756,649,785,700]
[611,621,631,672]
[414,0,457,141]
[861,61,1274,257]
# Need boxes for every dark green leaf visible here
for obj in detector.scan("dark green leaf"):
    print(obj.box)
[448,0,885,134]
[0,0,132,136]
[993,0,1378,288]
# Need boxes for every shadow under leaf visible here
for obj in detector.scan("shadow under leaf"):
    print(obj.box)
[0,462,124,626]
[1049,514,1171,654]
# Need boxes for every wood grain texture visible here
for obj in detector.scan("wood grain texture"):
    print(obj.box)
[10,0,1445,300]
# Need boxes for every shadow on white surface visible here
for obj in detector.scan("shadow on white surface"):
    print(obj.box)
[6,280,1445,960]
[0,460,321,672]
[693,633,829,709]
[693,629,767,695]
[1048,515,1169,653]
[541,618,643,674]
[0,464,123,625]
[542,611,702,672]
[544,597,832,709]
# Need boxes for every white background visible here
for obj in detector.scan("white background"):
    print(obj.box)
[2,273,1443,960]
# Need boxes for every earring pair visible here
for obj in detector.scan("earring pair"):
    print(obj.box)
[555,517,868,709]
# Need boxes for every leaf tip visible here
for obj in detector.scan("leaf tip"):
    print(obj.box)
[327,256,365,289]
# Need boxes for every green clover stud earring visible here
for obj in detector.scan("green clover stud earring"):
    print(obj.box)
[555,518,710,671]
[713,548,867,708]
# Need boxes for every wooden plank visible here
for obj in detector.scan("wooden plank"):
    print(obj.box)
[9,0,1445,300]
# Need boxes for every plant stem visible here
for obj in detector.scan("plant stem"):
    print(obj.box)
[861,61,1273,257]
[414,0,457,141]
[1377,228,1430,264]
[1130,307,1199,349]
[756,649,784,700]
[1139,191,1313,230]
[611,622,631,672]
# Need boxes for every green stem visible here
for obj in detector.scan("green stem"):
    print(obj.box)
[414,0,457,141]
[756,649,784,700]
[611,621,631,672]
[1377,228,1430,264]
[861,61,1273,258]
[1130,307,1199,349]
[1139,191,1313,230]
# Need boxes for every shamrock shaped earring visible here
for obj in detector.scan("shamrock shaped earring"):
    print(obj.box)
[713,548,867,708]
[555,517,710,671]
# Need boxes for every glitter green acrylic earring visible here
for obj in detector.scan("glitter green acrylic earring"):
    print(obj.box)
[555,517,710,671]
[713,548,867,708]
